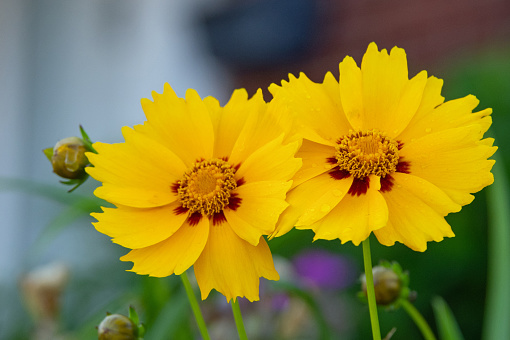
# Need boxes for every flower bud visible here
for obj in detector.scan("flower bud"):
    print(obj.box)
[49,137,89,179]
[97,314,138,340]
[361,265,401,306]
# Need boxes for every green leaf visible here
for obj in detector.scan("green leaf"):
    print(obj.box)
[143,292,189,339]
[432,297,464,340]
[29,197,103,256]
[483,154,510,340]
[0,177,94,204]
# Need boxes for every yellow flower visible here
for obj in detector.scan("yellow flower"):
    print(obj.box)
[86,84,301,301]
[270,42,496,251]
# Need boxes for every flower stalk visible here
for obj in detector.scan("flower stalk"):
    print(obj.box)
[180,272,211,340]
[400,299,437,340]
[362,237,382,340]
[231,299,248,340]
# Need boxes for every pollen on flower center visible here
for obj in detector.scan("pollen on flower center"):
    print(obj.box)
[335,130,399,179]
[177,159,237,216]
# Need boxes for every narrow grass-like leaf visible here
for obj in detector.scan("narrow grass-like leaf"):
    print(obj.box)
[143,292,189,339]
[431,297,464,340]
[483,155,510,340]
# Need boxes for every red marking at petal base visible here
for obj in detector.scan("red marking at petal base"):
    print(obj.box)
[380,174,394,193]
[348,177,370,196]
[228,193,242,211]
[326,157,337,165]
[188,212,202,226]
[174,205,189,215]
[212,211,227,226]
[170,182,180,194]
[397,160,411,174]
[233,163,241,172]
[221,156,229,162]
[329,168,350,180]
[397,140,405,150]
[236,177,246,186]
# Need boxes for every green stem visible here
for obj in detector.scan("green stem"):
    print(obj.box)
[231,299,248,340]
[401,299,437,340]
[363,237,382,340]
[180,272,211,340]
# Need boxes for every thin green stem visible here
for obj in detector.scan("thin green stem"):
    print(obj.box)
[401,299,437,340]
[231,299,248,340]
[180,272,211,340]
[363,237,382,340]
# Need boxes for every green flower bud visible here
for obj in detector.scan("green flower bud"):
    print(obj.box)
[361,265,401,306]
[97,314,138,340]
[49,137,89,180]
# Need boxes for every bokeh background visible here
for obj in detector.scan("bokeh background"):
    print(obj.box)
[1,0,509,339]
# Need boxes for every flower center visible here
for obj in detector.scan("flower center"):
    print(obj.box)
[335,130,399,179]
[177,159,237,216]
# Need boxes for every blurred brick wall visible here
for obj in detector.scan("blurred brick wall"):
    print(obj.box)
[232,0,510,97]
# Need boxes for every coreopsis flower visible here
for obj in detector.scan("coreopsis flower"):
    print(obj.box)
[86,84,301,301]
[270,42,496,251]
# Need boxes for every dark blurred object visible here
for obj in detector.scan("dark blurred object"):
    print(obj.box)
[227,0,510,96]
[201,0,318,69]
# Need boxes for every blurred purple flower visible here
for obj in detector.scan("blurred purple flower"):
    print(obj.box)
[293,249,355,290]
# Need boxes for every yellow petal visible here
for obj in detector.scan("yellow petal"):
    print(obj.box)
[136,84,214,166]
[399,93,491,141]
[86,128,186,207]
[360,43,411,135]
[339,55,363,130]
[194,225,279,302]
[236,134,301,183]
[397,76,445,141]
[269,72,351,146]
[402,125,497,205]
[121,217,209,277]
[224,181,291,245]
[389,70,428,137]
[272,173,354,237]
[228,90,296,165]
[374,177,455,251]
[309,175,388,245]
[387,173,461,215]
[291,139,337,189]
[92,201,188,249]
[210,89,257,159]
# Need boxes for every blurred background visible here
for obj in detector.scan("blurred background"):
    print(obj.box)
[1,0,509,339]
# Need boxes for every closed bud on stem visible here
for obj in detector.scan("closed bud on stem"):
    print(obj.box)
[97,314,138,340]
[44,126,96,192]
[361,264,403,306]
[49,137,89,180]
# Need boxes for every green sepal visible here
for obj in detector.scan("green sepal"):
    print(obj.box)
[128,305,146,339]
[43,147,54,162]
[129,305,140,326]
[59,174,89,193]
[79,125,97,153]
